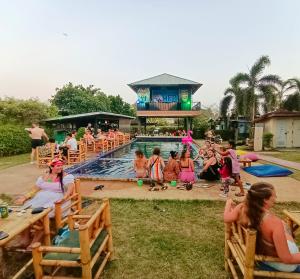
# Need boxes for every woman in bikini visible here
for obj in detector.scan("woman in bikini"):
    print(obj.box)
[134,150,148,178]
[224,182,300,272]
[179,149,195,185]
[164,151,180,182]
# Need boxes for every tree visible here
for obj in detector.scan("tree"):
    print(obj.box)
[220,78,249,118]
[230,55,281,120]
[108,95,135,116]
[282,78,300,111]
[0,97,58,125]
[51,83,136,117]
[50,83,110,115]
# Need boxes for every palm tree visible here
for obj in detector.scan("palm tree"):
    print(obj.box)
[220,78,248,118]
[230,55,281,120]
[282,78,300,111]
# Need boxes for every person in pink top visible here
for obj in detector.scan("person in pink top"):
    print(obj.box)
[216,141,245,197]
[219,157,235,198]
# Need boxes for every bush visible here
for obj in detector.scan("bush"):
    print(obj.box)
[76,127,86,141]
[0,124,32,156]
[263,132,274,148]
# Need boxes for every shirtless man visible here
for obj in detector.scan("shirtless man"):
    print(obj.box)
[25,123,49,164]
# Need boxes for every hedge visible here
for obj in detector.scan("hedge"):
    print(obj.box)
[0,124,32,156]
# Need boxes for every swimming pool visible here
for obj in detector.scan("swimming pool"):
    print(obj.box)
[67,139,201,179]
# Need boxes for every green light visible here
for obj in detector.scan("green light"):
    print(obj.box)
[187,100,191,105]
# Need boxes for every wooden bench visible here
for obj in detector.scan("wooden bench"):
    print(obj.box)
[239,158,252,167]
[32,198,113,279]
[37,144,56,167]
[67,142,86,165]
[225,221,300,279]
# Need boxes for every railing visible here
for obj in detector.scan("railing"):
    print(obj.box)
[137,102,201,111]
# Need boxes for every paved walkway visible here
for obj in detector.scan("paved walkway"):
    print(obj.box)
[0,160,300,202]
[258,154,300,170]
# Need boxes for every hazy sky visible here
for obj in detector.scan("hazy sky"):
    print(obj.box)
[1,0,299,108]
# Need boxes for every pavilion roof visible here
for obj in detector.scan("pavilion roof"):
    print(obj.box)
[128,73,202,94]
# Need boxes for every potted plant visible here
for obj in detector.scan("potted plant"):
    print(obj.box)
[263,132,274,150]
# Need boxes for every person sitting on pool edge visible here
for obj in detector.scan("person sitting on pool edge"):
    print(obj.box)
[164,151,180,182]
[147,147,165,189]
[134,150,148,178]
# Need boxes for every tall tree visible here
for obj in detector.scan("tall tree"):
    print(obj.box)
[282,78,300,111]
[220,78,249,118]
[0,97,58,125]
[230,55,280,120]
[51,83,110,115]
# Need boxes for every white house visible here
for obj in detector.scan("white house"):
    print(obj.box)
[253,110,300,150]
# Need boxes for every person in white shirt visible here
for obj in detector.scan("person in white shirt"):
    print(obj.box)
[66,133,78,152]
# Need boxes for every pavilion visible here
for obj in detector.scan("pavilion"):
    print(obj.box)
[128,73,202,132]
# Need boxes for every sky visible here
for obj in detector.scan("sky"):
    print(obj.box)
[0,0,300,108]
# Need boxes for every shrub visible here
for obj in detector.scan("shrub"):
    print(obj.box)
[263,132,274,148]
[76,127,86,141]
[0,124,32,156]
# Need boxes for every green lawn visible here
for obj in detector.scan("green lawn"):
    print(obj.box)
[102,199,300,279]
[267,151,300,163]
[7,199,300,278]
[0,153,30,170]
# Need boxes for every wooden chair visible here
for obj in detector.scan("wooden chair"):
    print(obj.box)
[67,143,86,165]
[37,144,55,167]
[118,134,124,145]
[107,139,114,150]
[224,221,300,279]
[32,198,114,279]
[124,133,130,143]
[54,178,82,232]
[95,139,108,153]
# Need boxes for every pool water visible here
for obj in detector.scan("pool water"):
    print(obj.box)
[68,140,201,179]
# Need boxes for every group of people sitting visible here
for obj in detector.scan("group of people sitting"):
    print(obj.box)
[195,139,244,197]
[134,147,194,190]
[133,140,244,196]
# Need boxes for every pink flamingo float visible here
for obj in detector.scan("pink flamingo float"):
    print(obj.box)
[182,130,193,149]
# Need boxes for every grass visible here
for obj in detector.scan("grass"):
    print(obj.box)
[7,199,300,278]
[266,151,300,163]
[0,153,30,170]
[100,199,300,279]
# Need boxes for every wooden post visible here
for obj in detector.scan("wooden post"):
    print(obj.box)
[224,222,231,272]
[244,229,256,279]
[32,242,44,279]
[43,213,51,246]
[75,179,82,212]
[55,201,62,232]
[103,198,114,260]
[79,227,92,279]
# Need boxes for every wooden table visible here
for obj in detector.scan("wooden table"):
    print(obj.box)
[0,207,51,279]
[239,158,252,167]
[283,210,300,236]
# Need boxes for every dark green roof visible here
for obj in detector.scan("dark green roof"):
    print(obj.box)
[44,111,135,122]
[128,73,202,94]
